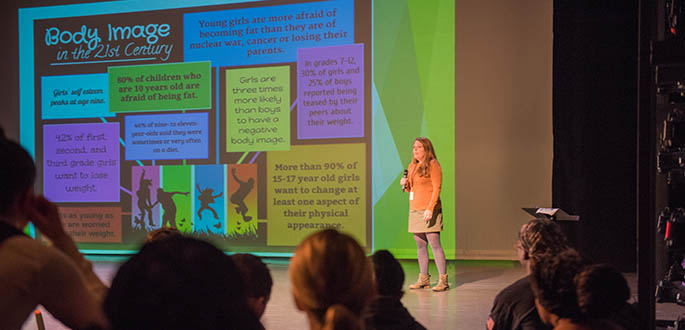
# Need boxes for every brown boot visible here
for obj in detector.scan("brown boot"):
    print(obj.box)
[409,273,431,289]
[432,274,449,291]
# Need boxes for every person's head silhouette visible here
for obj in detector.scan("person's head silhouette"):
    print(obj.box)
[289,229,375,330]
[0,130,36,224]
[105,236,261,330]
[232,253,273,319]
[371,250,405,298]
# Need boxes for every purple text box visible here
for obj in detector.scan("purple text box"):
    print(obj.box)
[43,123,120,202]
[125,113,209,160]
[297,44,364,139]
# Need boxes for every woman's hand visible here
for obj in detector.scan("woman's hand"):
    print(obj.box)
[423,209,432,222]
[400,177,408,190]
[487,317,495,330]
[27,195,67,241]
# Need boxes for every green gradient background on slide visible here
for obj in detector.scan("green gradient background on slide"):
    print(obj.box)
[372,0,455,259]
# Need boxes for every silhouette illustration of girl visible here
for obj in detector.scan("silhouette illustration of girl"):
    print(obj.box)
[152,188,189,229]
[134,169,154,228]
[230,168,254,222]
[197,184,223,220]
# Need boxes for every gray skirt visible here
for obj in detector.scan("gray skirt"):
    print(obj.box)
[408,209,443,233]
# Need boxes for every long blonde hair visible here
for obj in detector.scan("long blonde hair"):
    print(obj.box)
[412,137,438,177]
[289,229,375,330]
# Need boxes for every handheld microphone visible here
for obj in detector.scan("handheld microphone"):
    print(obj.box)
[401,169,408,191]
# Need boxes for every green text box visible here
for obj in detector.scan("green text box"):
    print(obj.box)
[226,66,290,152]
[109,62,211,112]
[267,143,366,246]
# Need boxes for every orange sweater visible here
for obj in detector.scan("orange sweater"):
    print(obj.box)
[406,159,442,211]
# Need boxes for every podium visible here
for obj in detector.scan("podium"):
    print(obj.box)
[521,207,580,221]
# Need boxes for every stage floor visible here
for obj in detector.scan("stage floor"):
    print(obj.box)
[19,258,685,330]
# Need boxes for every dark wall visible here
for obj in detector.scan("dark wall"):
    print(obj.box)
[1,1,23,140]
[553,2,638,271]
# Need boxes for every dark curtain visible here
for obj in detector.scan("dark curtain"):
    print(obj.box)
[553,1,638,271]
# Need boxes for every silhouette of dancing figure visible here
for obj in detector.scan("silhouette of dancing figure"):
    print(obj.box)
[197,184,223,220]
[152,188,189,229]
[135,169,154,228]
[231,168,255,222]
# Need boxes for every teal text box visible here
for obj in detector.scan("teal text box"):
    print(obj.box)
[226,66,290,152]
[108,61,211,112]
[42,73,112,119]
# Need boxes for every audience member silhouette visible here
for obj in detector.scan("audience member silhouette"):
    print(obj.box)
[366,250,426,330]
[0,130,108,330]
[530,250,626,330]
[145,226,182,243]
[232,253,273,328]
[104,235,261,330]
[153,188,189,228]
[230,168,255,222]
[134,169,154,228]
[290,229,376,330]
[197,184,223,220]
[487,219,569,330]
[575,264,638,330]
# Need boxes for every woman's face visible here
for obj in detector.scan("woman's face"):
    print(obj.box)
[413,140,426,162]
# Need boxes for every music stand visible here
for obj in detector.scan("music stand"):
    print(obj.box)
[521,207,580,221]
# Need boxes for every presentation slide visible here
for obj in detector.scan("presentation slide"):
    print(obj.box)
[19,0,455,257]
[21,0,370,253]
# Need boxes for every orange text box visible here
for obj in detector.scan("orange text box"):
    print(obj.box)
[58,207,122,243]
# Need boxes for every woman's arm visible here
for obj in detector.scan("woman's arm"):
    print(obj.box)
[36,246,109,330]
[27,195,108,329]
[402,162,415,192]
[427,160,442,209]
